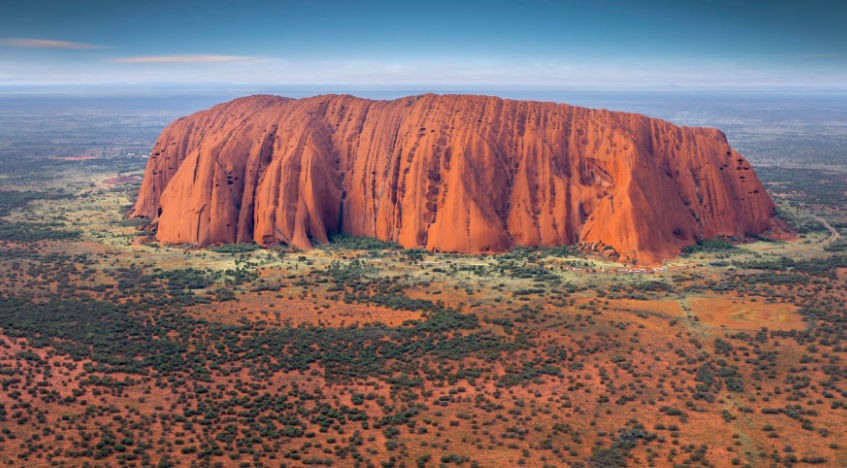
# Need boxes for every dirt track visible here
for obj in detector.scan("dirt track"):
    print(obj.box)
[812,214,840,245]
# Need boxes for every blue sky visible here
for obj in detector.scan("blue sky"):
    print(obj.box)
[0,0,845,87]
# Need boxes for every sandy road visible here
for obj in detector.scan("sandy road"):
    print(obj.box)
[811,214,839,245]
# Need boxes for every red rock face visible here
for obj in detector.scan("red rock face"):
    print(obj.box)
[132,94,786,264]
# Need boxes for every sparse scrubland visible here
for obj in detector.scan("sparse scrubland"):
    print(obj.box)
[0,94,846,468]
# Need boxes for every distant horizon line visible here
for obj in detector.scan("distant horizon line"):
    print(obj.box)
[2,82,847,94]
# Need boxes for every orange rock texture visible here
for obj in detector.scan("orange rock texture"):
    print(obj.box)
[132,94,785,264]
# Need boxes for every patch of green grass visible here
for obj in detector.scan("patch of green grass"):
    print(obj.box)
[0,222,80,242]
[682,238,738,254]
[824,239,847,252]
[0,190,73,217]
[326,233,400,251]
[208,243,260,254]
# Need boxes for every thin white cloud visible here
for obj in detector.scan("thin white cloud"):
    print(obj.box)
[1,56,846,88]
[1,38,108,49]
[112,55,265,64]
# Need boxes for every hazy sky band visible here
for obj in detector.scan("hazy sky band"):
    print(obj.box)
[0,0,845,87]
